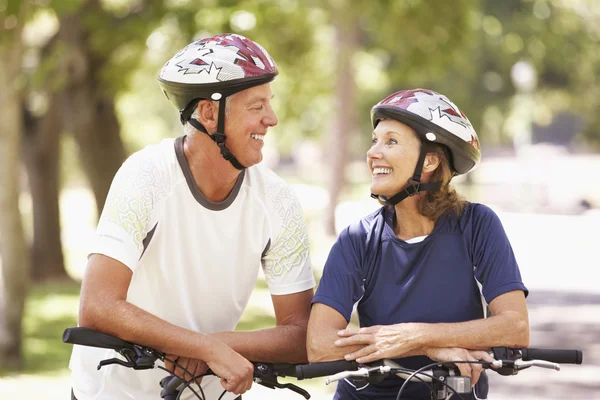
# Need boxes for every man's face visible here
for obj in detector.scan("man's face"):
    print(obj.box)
[223,83,278,168]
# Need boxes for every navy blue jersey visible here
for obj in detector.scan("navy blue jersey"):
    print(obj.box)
[313,202,528,400]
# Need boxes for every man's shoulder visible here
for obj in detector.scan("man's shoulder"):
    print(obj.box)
[245,163,297,201]
[127,137,176,165]
[246,163,286,185]
[108,137,179,205]
[118,138,178,180]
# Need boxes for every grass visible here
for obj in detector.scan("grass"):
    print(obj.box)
[16,282,81,377]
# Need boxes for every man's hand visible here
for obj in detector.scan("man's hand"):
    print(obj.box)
[204,340,254,395]
[335,323,423,363]
[424,347,495,386]
[164,355,208,384]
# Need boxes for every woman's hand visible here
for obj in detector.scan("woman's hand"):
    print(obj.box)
[164,354,209,384]
[335,323,424,363]
[424,347,495,386]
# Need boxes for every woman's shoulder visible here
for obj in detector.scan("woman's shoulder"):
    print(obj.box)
[335,207,387,246]
[457,202,504,232]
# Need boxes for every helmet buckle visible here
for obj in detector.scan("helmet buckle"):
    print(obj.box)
[404,179,421,197]
[212,133,227,144]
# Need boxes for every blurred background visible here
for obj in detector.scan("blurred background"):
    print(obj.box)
[1,0,599,398]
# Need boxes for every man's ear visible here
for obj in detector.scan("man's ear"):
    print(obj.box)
[423,152,440,173]
[195,100,218,132]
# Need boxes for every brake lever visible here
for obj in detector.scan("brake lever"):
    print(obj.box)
[253,363,310,399]
[515,359,560,371]
[98,357,136,370]
[97,346,159,371]
[254,376,310,399]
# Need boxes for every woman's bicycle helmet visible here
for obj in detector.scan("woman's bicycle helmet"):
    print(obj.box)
[370,89,481,205]
[158,33,278,169]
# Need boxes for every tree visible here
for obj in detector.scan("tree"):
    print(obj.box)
[21,0,170,281]
[0,1,31,370]
[23,35,68,282]
[324,3,360,234]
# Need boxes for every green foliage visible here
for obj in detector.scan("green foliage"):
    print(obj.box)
[50,0,82,16]
[454,0,600,147]
[0,282,81,376]
[18,0,600,165]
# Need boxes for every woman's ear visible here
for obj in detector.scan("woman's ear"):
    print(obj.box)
[195,100,218,132]
[423,152,440,173]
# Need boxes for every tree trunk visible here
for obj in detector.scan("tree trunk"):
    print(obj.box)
[68,95,125,216]
[0,10,29,371]
[59,6,126,218]
[23,92,69,282]
[324,9,360,235]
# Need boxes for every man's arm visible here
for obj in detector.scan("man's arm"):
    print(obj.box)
[211,288,314,363]
[79,254,254,393]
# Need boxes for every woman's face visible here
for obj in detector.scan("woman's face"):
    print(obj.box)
[367,119,421,198]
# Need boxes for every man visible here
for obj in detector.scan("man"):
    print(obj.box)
[69,33,316,400]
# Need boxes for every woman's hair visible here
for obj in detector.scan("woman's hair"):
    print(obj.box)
[418,143,467,221]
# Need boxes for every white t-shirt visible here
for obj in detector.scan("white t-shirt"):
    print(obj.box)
[69,136,316,400]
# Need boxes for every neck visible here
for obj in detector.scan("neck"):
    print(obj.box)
[392,195,435,240]
[183,133,241,202]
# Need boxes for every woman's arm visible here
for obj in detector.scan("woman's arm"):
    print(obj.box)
[422,289,529,349]
[308,301,498,386]
[307,303,363,362]
[336,289,528,363]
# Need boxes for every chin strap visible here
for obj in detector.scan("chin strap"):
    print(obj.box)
[185,97,246,170]
[371,144,441,206]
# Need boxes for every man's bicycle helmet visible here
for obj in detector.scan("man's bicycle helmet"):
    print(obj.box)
[370,89,481,205]
[158,33,278,169]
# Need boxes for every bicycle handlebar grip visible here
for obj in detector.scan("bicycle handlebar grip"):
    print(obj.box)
[295,360,358,380]
[63,327,135,352]
[521,348,583,364]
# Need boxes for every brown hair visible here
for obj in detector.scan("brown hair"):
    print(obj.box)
[418,144,467,222]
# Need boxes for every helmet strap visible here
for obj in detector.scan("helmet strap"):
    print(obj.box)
[186,97,246,170]
[371,143,442,206]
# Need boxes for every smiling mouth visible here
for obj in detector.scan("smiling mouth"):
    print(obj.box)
[372,167,392,176]
[251,134,265,141]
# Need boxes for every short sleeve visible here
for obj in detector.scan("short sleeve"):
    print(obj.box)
[312,225,366,323]
[90,151,168,270]
[261,184,315,295]
[471,204,528,303]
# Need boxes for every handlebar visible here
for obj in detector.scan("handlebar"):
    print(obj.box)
[63,327,584,400]
[295,359,358,379]
[520,347,582,364]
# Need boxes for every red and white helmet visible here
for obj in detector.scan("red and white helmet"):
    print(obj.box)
[158,33,278,123]
[371,89,481,175]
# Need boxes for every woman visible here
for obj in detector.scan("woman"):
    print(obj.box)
[307,89,529,399]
